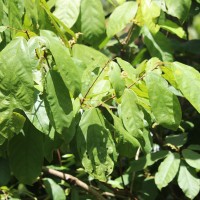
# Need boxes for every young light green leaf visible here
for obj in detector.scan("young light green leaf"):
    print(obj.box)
[76,108,117,181]
[8,120,44,184]
[107,1,138,38]
[145,72,182,130]
[171,62,200,113]
[44,71,74,135]
[116,57,136,81]
[155,152,180,190]
[178,162,200,199]
[53,0,81,28]
[43,178,65,200]
[109,61,125,98]
[182,149,200,170]
[159,19,186,39]
[142,26,173,61]
[165,0,192,22]
[121,89,144,137]
[80,0,105,45]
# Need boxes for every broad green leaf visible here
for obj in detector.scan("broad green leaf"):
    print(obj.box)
[54,0,81,28]
[129,150,169,172]
[107,1,138,38]
[80,0,105,45]
[145,72,182,130]
[76,108,117,181]
[182,149,200,170]
[121,89,145,144]
[165,133,187,148]
[43,178,65,200]
[159,19,186,39]
[143,26,173,61]
[171,62,200,113]
[135,0,160,33]
[155,152,180,190]
[26,93,50,135]
[109,61,125,98]
[0,26,7,32]
[8,120,44,184]
[165,0,192,22]
[44,70,74,135]
[0,38,34,140]
[8,0,24,36]
[178,162,200,199]
[116,57,136,81]
[41,30,81,97]
[72,44,109,95]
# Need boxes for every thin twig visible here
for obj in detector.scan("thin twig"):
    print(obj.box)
[42,167,106,200]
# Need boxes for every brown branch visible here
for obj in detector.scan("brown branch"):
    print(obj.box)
[42,167,106,200]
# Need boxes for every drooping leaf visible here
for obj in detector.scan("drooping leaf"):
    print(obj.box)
[80,0,105,45]
[171,62,200,113]
[76,108,117,181]
[182,149,200,170]
[121,89,145,144]
[165,0,192,22]
[145,72,182,130]
[109,61,125,98]
[129,150,169,172]
[178,162,200,199]
[142,26,173,61]
[0,37,34,141]
[107,1,138,38]
[43,178,65,200]
[44,70,74,135]
[8,119,44,184]
[53,0,81,28]
[155,152,180,190]
[41,30,81,97]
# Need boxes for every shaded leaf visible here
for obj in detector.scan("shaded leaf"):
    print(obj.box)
[182,149,200,170]
[8,120,44,184]
[145,72,182,130]
[107,1,138,38]
[155,152,180,190]
[178,162,200,199]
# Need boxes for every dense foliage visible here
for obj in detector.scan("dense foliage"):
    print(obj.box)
[0,0,200,199]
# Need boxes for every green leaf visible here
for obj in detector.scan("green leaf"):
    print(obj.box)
[0,37,34,140]
[159,19,186,39]
[155,152,180,190]
[0,159,11,186]
[178,162,200,199]
[165,0,192,22]
[165,133,187,148]
[142,26,173,61]
[43,178,65,200]
[182,149,200,170]
[145,72,182,130]
[171,62,200,113]
[107,1,138,38]
[187,144,200,151]
[53,0,81,28]
[41,31,81,97]
[129,150,169,172]
[80,0,105,45]
[77,108,117,181]
[116,57,136,81]
[121,89,145,145]
[109,61,125,98]
[44,70,74,135]
[8,120,44,184]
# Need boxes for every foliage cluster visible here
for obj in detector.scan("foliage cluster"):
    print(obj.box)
[0,0,200,199]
